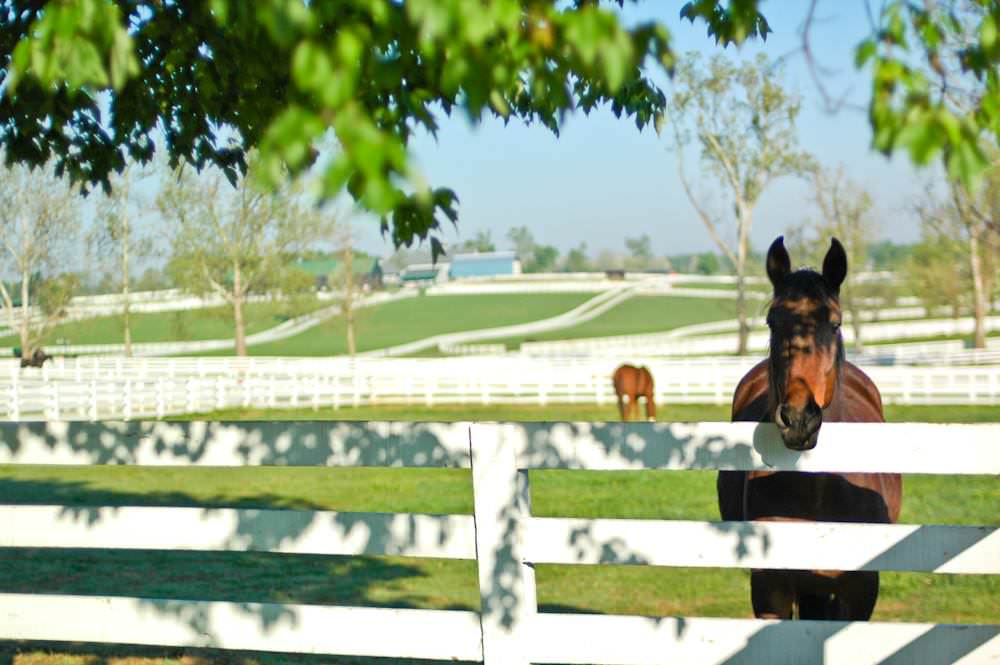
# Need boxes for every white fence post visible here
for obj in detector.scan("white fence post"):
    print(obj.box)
[156,379,166,419]
[216,377,226,412]
[186,379,195,414]
[470,423,534,665]
[123,379,133,421]
[88,381,98,421]
[48,381,60,421]
[9,372,19,420]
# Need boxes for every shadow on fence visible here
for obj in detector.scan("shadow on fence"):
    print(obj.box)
[0,420,996,664]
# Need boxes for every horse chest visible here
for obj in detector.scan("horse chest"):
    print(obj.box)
[729,369,900,525]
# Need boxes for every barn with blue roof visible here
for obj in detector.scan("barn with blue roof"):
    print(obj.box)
[449,251,521,279]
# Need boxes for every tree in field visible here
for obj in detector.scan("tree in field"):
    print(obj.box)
[7,1,995,251]
[327,220,366,358]
[158,156,330,356]
[507,226,536,268]
[902,227,969,319]
[563,242,592,272]
[531,245,560,273]
[625,234,654,271]
[454,230,496,254]
[507,226,559,273]
[88,165,155,357]
[947,179,998,349]
[0,160,79,359]
[914,159,999,347]
[788,166,881,352]
[666,52,813,354]
[695,252,722,275]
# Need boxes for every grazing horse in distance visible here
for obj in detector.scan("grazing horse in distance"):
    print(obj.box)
[612,364,656,421]
[20,348,51,368]
[718,236,901,621]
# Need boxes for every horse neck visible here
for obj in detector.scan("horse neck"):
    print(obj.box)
[822,362,885,423]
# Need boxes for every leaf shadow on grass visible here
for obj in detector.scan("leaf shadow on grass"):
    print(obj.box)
[0,421,479,661]
[0,641,476,665]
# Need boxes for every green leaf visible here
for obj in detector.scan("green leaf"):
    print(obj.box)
[855,39,877,68]
[947,139,988,189]
[981,14,997,51]
[291,41,331,93]
[897,113,940,164]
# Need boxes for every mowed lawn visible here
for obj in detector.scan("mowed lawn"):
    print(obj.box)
[0,301,319,347]
[495,295,741,347]
[1,403,996,665]
[241,292,595,356]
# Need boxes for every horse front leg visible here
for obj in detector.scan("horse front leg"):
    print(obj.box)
[799,571,879,620]
[617,394,628,421]
[750,570,795,619]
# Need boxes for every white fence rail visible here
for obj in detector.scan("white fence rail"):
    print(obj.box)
[0,420,997,664]
[3,355,1000,420]
[520,315,1000,357]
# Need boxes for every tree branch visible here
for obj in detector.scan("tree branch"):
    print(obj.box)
[676,156,739,267]
[701,131,744,199]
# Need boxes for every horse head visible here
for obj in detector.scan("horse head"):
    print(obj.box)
[765,236,846,451]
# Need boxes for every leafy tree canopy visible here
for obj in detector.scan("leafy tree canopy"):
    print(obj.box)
[1,0,998,254]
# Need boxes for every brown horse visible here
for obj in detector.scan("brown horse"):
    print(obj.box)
[718,237,901,621]
[612,364,656,421]
[19,348,51,368]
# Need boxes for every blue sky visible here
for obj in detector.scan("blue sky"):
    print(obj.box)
[353,1,929,259]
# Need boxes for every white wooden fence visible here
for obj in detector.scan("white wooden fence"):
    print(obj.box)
[0,420,997,664]
[520,315,1000,357]
[3,355,1000,420]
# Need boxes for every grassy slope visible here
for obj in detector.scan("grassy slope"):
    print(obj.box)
[492,295,741,347]
[240,292,594,356]
[0,301,318,347]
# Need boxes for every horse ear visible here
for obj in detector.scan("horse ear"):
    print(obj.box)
[766,236,791,292]
[822,238,847,294]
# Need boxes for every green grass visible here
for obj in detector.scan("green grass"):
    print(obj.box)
[175,402,999,424]
[0,301,319,347]
[237,292,595,356]
[494,295,741,348]
[2,403,997,665]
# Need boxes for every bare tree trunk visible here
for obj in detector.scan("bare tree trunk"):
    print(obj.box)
[19,269,31,359]
[969,231,987,348]
[122,212,132,357]
[735,203,751,355]
[843,285,864,353]
[342,243,357,357]
[232,262,247,357]
[346,304,356,356]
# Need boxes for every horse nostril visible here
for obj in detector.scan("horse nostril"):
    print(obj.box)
[778,405,794,428]
[805,401,823,425]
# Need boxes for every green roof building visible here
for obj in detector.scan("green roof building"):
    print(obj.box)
[294,255,383,290]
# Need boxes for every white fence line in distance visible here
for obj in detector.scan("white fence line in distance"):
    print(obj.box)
[3,355,1000,420]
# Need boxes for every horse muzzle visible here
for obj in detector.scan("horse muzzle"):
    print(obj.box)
[774,402,823,451]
